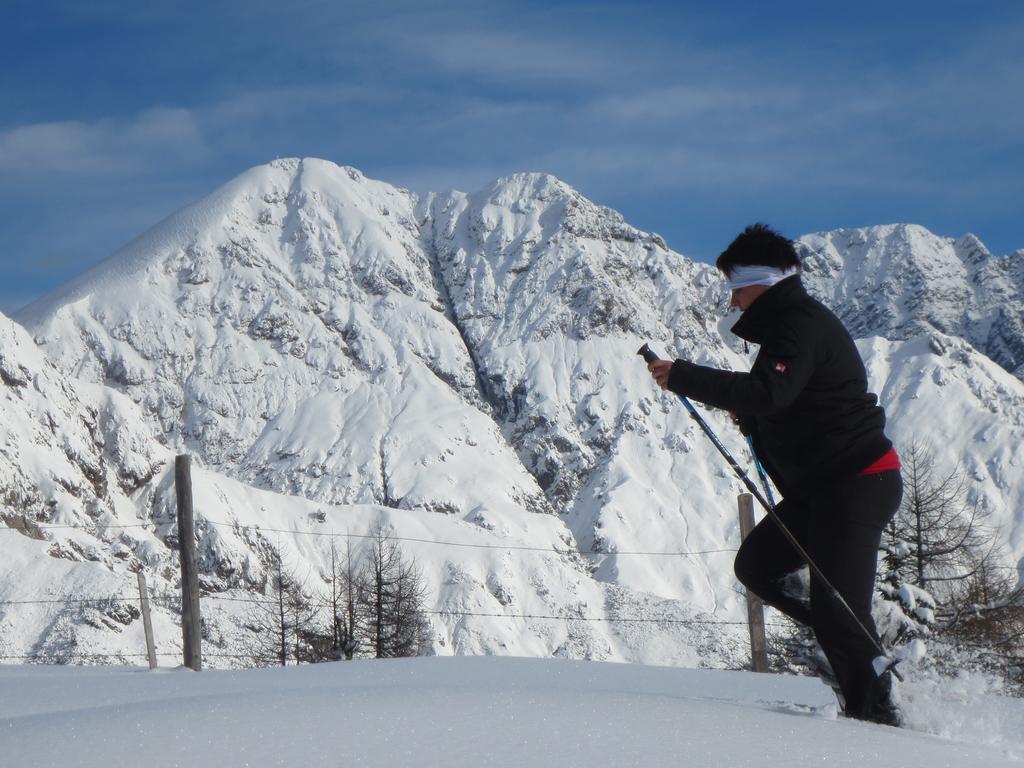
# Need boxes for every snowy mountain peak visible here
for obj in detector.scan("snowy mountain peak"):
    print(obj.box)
[18,159,426,328]
[799,224,1024,377]
[479,171,572,205]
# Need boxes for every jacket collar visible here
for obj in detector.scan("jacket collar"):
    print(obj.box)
[730,275,806,343]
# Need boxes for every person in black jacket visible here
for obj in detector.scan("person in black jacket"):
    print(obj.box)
[647,224,903,726]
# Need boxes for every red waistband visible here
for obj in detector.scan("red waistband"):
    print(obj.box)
[857,447,901,476]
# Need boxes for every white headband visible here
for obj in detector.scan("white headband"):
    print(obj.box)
[726,265,800,291]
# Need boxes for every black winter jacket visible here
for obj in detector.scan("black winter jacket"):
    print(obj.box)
[667,275,892,496]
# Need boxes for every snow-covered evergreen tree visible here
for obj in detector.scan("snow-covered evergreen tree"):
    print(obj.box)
[875,443,1024,690]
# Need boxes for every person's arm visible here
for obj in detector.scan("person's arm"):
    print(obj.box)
[666,321,817,414]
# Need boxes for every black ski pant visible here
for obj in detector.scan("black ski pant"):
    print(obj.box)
[733,470,903,717]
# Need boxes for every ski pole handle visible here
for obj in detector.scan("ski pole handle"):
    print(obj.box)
[638,342,660,365]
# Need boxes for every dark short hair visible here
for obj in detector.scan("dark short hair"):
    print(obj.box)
[716,223,801,275]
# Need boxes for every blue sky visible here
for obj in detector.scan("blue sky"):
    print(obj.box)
[2,0,1022,314]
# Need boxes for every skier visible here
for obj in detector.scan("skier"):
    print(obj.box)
[647,223,903,726]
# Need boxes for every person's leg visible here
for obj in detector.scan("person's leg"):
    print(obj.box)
[806,470,903,722]
[733,497,813,626]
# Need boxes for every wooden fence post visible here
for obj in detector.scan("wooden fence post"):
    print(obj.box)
[175,454,202,671]
[137,571,157,670]
[738,492,769,673]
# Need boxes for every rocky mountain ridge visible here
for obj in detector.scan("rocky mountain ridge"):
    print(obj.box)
[798,224,1024,377]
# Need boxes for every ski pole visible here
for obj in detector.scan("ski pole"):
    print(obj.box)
[638,343,774,513]
[747,435,776,508]
[637,343,899,677]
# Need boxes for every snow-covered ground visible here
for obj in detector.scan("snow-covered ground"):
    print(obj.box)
[2,657,1022,768]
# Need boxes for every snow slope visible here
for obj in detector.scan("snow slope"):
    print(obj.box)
[859,333,1024,557]
[0,310,165,532]
[2,657,1022,768]
[149,463,745,664]
[1,446,747,666]
[0,311,182,663]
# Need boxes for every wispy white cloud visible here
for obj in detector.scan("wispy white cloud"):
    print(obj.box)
[901,31,1024,144]
[0,108,208,175]
[387,29,622,84]
[331,10,1006,206]
[585,84,803,123]
[204,84,383,126]
[341,2,725,91]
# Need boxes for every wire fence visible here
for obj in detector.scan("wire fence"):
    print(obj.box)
[0,513,764,668]
[0,587,780,666]
[0,651,257,662]
[5,515,1020,673]
[0,517,739,558]
[0,591,782,627]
